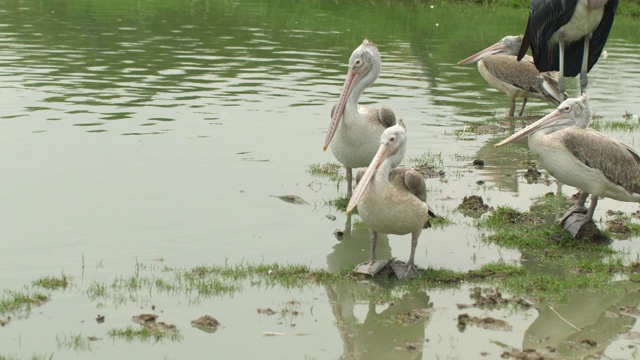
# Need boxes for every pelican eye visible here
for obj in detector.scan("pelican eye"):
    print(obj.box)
[389,136,396,142]
[354,58,362,66]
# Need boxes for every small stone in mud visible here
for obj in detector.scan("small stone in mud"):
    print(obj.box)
[325,214,336,221]
[333,229,344,239]
[191,315,220,333]
[96,314,105,324]
[473,159,485,167]
[257,307,277,316]
[606,218,631,234]
[476,180,485,186]
[132,314,158,325]
[458,195,491,212]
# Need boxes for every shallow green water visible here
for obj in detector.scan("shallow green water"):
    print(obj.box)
[2,0,640,358]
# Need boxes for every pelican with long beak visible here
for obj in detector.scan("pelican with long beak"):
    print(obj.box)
[346,119,436,278]
[458,35,563,117]
[324,39,396,198]
[495,95,640,236]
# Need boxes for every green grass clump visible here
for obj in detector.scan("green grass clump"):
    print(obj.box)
[56,332,93,352]
[407,151,445,175]
[0,289,49,316]
[307,162,344,183]
[108,325,182,343]
[0,355,54,360]
[32,274,71,290]
[328,196,349,212]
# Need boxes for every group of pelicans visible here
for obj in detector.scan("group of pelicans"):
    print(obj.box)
[321,0,638,279]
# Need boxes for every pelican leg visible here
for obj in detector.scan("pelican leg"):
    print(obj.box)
[508,99,516,117]
[346,167,353,199]
[518,97,528,117]
[580,36,590,95]
[355,230,387,276]
[390,231,421,279]
[558,192,589,224]
[558,41,566,98]
[562,195,599,238]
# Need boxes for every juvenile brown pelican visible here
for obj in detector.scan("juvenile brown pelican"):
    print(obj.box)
[495,95,640,236]
[458,35,563,117]
[517,0,618,96]
[346,119,436,278]
[324,39,396,198]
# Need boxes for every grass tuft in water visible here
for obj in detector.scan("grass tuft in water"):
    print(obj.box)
[56,332,93,352]
[0,355,54,360]
[108,325,182,343]
[307,162,344,183]
[32,274,71,290]
[407,151,445,176]
[0,289,49,316]
[328,196,349,212]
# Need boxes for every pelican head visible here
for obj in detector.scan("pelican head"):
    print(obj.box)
[457,35,524,65]
[323,39,382,151]
[346,119,407,215]
[494,94,591,148]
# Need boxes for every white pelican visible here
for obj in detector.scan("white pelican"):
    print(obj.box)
[517,0,618,96]
[323,39,396,198]
[346,119,436,278]
[495,95,640,236]
[458,35,563,117]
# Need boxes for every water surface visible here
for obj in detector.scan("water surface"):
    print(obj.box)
[2,0,640,358]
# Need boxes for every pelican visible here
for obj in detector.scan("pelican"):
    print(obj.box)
[494,95,640,236]
[324,39,396,198]
[517,0,618,97]
[458,35,563,117]
[346,119,436,278]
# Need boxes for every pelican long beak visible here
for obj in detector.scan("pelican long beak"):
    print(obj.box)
[323,67,362,151]
[457,41,505,65]
[494,108,568,148]
[346,142,392,215]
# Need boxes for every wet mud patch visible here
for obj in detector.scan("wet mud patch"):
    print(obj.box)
[393,308,431,325]
[457,287,532,310]
[191,315,220,333]
[108,313,181,342]
[257,307,277,315]
[524,167,541,182]
[457,313,512,332]
[606,217,631,234]
[458,195,492,213]
[498,346,554,360]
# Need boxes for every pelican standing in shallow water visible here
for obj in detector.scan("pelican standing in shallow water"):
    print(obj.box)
[495,95,640,236]
[458,35,563,117]
[346,119,436,278]
[324,39,396,198]
[517,0,618,97]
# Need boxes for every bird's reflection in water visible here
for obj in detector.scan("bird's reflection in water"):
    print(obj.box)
[523,284,639,358]
[325,216,433,359]
[325,281,433,360]
[326,214,393,274]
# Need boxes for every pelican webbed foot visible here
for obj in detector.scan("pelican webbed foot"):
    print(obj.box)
[558,205,588,225]
[561,213,596,238]
[355,259,388,276]
[390,261,420,279]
